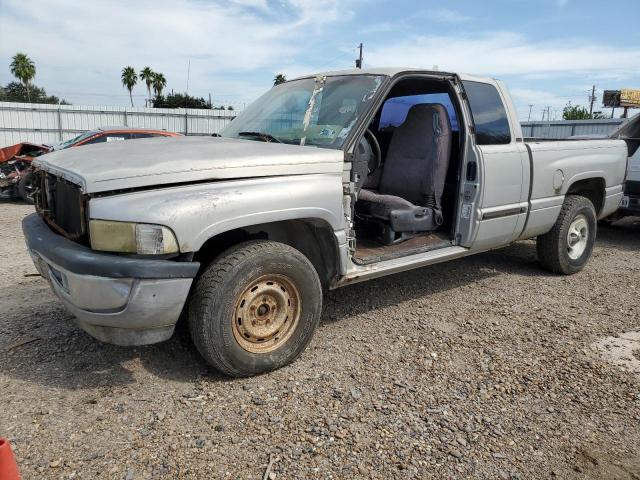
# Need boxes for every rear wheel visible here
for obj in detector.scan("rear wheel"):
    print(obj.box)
[188,240,322,377]
[536,195,596,275]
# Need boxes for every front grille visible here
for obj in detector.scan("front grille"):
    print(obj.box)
[626,180,640,196]
[35,171,87,242]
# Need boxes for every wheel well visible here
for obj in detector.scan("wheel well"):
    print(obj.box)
[194,219,340,288]
[566,178,605,215]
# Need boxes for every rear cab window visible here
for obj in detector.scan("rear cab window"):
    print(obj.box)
[378,93,459,131]
[462,81,511,145]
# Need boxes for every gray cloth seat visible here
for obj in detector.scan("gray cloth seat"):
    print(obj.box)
[356,103,452,244]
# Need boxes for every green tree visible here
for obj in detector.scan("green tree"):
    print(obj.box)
[563,103,590,120]
[0,81,68,104]
[563,102,608,120]
[152,92,211,109]
[152,72,167,97]
[121,66,137,107]
[10,53,36,102]
[139,66,155,104]
[273,73,287,86]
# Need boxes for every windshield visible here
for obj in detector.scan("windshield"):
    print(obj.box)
[52,130,100,150]
[221,75,385,148]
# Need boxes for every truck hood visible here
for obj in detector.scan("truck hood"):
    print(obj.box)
[33,136,345,194]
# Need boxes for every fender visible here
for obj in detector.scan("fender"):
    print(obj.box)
[88,174,347,252]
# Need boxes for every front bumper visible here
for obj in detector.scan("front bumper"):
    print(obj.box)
[22,213,200,346]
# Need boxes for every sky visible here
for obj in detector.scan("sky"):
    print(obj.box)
[1,0,639,120]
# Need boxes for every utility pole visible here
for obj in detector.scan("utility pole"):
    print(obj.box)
[527,104,534,122]
[588,85,596,118]
[355,43,363,69]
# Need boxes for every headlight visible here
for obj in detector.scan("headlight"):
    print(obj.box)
[89,220,179,254]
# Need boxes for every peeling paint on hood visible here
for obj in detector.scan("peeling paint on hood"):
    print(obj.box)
[33,135,344,194]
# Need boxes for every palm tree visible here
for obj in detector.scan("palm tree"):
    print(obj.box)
[139,66,155,105]
[273,74,287,86]
[121,66,137,107]
[152,73,167,98]
[10,53,36,102]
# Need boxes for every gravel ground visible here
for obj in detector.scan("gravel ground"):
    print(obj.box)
[1,201,639,479]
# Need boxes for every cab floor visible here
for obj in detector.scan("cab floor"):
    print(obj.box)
[353,231,451,264]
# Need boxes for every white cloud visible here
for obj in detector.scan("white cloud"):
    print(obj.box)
[0,0,354,106]
[366,32,640,77]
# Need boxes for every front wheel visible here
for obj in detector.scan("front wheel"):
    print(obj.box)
[188,240,322,377]
[536,195,596,275]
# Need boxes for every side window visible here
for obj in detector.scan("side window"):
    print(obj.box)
[379,93,458,131]
[462,81,511,145]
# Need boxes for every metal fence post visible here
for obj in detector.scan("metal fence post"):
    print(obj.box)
[57,107,63,141]
[124,109,128,127]
[185,109,188,135]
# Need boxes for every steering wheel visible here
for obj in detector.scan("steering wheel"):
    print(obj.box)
[363,128,381,174]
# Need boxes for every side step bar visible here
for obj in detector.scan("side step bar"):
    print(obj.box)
[334,246,470,288]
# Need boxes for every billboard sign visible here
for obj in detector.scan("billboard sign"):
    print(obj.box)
[603,90,621,108]
[620,89,640,108]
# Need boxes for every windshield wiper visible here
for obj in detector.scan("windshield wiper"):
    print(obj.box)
[237,131,283,143]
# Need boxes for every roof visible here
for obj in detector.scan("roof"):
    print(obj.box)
[291,68,497,85]
[96,126,176,133]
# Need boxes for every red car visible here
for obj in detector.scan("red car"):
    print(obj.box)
[0,127,180,202]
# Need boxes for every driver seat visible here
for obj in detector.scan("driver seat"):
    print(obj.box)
[356,103,452,245]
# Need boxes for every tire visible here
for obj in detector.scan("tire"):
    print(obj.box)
[188,240,322,377]
[17,171,35,204]
[536,195,597,275]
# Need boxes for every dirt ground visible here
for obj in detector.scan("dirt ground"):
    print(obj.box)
[1,201,639,480]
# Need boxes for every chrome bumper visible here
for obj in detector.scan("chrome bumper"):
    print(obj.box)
[23,214,199,346]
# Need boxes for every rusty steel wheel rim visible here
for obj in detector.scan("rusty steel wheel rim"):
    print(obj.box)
[232,274,301,353]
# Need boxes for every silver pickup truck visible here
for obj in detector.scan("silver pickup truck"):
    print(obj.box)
[23,68,632,377]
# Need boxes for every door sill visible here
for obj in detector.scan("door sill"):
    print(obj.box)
[335,245,469,287]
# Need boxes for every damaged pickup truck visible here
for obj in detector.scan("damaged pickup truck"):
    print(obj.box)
[23,69,634,377]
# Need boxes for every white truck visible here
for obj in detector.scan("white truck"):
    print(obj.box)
[23,69,631,377]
